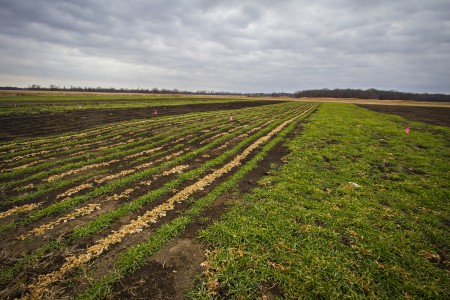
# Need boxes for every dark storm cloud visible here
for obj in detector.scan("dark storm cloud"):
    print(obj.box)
[0,0,449,93]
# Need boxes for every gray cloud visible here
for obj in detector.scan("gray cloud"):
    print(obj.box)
[0,0,449,93]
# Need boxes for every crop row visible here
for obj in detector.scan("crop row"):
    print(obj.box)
[1,103,310,236]
[79,104,317,300]
[0,102,301,194]
[0,112,216,163]
[0,105,293,207]
[0,102,316,299]
[0,103,293,177]
[1,113,249,195]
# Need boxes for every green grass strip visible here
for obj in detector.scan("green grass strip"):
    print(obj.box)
[189,103,450,299]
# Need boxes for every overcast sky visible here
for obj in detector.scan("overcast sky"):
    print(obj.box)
[0,0,449,93]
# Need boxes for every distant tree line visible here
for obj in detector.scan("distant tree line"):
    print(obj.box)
[0,85,448,101]
[293,88,450,102]
[0,84,293,97]
[0,85,251,96]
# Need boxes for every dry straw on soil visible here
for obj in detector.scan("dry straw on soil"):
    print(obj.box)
[0,202,43,219]
[45,160,120,182]
[19,203,101,239]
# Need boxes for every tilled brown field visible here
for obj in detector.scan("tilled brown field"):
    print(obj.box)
[0,101,317,299]
[357,104,450,127]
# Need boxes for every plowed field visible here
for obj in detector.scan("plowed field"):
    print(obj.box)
[0,101,316,299]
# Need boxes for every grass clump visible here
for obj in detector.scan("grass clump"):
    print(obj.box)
[190,103,449,299]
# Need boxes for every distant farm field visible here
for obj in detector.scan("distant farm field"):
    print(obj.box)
[0,94,448,299]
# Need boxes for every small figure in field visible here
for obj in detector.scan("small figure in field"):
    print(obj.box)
[229,113,233,121]
[154,110,158,115]
[405,127,410,133]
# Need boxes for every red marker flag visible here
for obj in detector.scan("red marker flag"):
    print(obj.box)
[405,127,410,133]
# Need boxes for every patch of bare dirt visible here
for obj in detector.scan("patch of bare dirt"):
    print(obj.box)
[113,239,205,300]
[357,104,450,127]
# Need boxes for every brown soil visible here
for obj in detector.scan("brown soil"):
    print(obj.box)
[0,101,282,141]
[357,104,450,127]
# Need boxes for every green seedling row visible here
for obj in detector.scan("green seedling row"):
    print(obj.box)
[0,104,305,233]
[0,103,312,292]
[0,109,234,161]
[0,102,288,179]
[0,104,285,204]
[76,104,316,300]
